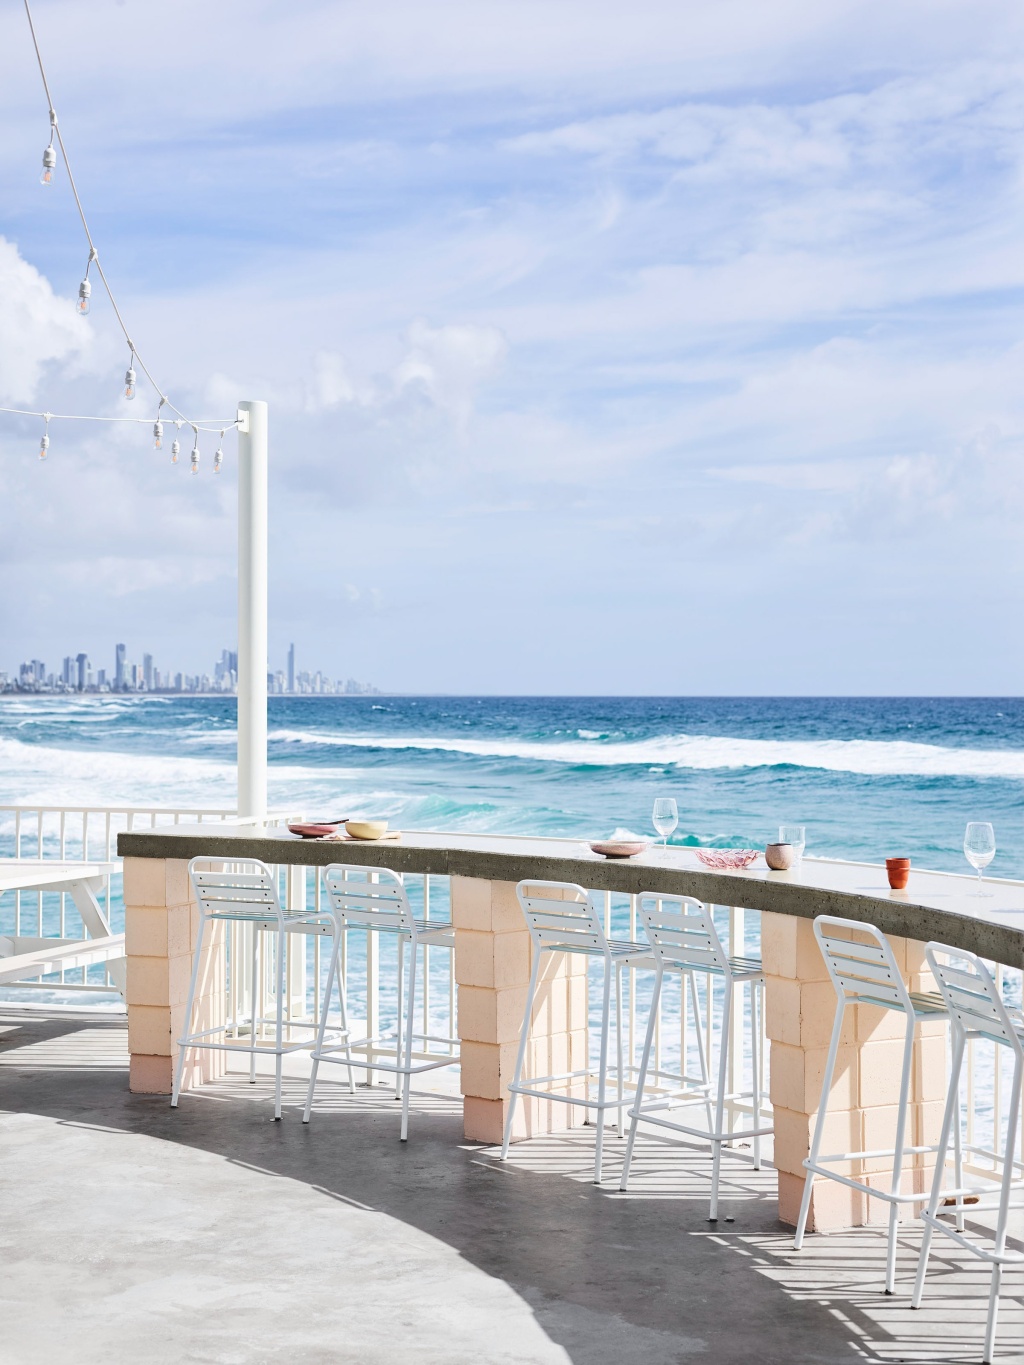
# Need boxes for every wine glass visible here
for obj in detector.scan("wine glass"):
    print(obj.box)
[652,798,678,846]
[964,822,995,897]
[779,824,806,864]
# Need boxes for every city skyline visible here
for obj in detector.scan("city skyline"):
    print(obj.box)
[3,641,379,696]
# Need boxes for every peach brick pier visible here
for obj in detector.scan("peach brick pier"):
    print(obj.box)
[117,825,1024,1234]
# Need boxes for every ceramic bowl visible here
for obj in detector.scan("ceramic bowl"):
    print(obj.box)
[345,819,389,840]
[589,839,651,859]
[695,848,759,870]
[288,823,339,839]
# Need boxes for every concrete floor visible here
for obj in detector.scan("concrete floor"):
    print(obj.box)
[0,1008,1021,1365]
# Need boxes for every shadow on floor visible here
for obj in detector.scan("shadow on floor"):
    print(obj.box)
[1,1010,1020,1365]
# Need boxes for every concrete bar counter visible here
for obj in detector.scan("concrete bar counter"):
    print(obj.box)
[117,825,1024,1231]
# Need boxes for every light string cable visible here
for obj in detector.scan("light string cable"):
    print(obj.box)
[18,0,237,443]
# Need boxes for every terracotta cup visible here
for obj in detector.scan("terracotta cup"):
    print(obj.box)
[886,857,911,890]
[765,842,794,871]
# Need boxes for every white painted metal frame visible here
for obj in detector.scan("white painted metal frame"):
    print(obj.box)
[794,914,954,1295]
[304,864,459,1141]
[501,879,654,1185]
[912,943,1024,1364]
[619,894,772,1221]
[173,856,344,1120]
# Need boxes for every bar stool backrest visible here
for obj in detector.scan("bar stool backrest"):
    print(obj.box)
[637,893,728,973]
[813,914,913,1012]
[925,942,1023,1053]
[323,864,414,933]
[189,857,282,923]
[516,880,606,953]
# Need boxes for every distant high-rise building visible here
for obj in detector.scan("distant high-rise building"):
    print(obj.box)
[287,643,295,693]
[143,653,154,691]
[76,652,88,691]
[62,656,74,687]
[115,643,126,691]
[97,669,107,688]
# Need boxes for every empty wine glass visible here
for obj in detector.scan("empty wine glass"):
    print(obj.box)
[652,798,678,846]
[779,824,806,864]
[964,822,995,897]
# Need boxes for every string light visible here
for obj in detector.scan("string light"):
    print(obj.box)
[190,428,200,475]
[153,419,163,449]
[171,419,182,463]
[123,346,137,401]
[20,0,232,460]
[38,413,50,460]
[40,112,56,185]
[214,430,225,473]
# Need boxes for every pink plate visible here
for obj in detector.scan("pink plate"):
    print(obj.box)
[288,823,340,839]
[590,839,651,859]
[695,848,759,869]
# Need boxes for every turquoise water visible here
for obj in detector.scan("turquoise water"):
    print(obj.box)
[2,693,1023,875]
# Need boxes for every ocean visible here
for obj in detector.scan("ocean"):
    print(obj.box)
[2,693,1023,877]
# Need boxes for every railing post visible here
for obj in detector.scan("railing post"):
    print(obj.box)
[236,398,268,824]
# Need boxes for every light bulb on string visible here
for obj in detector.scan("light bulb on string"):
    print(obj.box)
[190,428,200,475]
[38,414,51,460]
[77,247,97,316]
[214,430,225,473]
[170,438,180,464]
[40,110,56,185]
[153,420,163,449]
[123,346,136,401]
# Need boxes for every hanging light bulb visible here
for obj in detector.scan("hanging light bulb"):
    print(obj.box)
[38,415,51,461]
[40,111,57,185]
[170,438,180,464]
[214,430,225,473]
[124,347,137,401]
[76,278,91,315]
[190,429,200,475]
[153,419,163,449]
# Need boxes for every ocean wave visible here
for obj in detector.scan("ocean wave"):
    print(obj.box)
[266,727,1024,778]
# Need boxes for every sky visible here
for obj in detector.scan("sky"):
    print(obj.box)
[2,0,1024,694]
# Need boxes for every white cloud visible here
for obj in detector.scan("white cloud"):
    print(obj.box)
[0,237,92,405]
[393,320,508,430]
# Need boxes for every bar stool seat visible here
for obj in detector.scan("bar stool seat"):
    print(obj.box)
[794,915,958,1295]
[303,864,459,1140]
[500,879,653,1184]
[619,894,772,1221]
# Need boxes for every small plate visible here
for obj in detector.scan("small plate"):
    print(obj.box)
[288,823,339,839]
[589,839,651,859]
[695,848,759,869]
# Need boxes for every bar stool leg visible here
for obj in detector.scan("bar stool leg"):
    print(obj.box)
[985,1055,1022,1362]
[501,951,542,1160]
[883,1017,916,1294]
[616,962,625,1140]
[400,939,418,1141]
[171,914,207,1108]
[709,978,733,1222]
[334,929,356,1095]
[912,1026,966,1309]
[395,937,405,1099]
[273,928,286,1120]
[751,979,763,1171]
[249,926,260,1084]
[303,921,344,1122]
[795,996,845,1248]
[594,956,613,1184]
[620,963,663,1192]
[689,973,714,1135]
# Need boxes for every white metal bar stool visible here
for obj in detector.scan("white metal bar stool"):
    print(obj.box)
[912,943,1024,1364]
[619,894,772,1221]
[173,857,347,1120]
[794,914,952,1294]
[500,879,653,1185]
[303,864,459,1141]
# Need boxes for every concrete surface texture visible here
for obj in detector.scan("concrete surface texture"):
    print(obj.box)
[0,1008,1021,1365]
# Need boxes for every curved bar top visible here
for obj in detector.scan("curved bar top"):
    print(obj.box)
[118,824,1024,969]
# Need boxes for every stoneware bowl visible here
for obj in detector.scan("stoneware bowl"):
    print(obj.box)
[765,842,794,871]
[288,823,340,839]
[695,848,759,869]
[886,857,911,890]
[589,839,651,859]
[346,819,389,840]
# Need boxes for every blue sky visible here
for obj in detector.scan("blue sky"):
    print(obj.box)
[2,0,1024,693]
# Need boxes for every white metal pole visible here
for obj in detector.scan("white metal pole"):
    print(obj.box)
[237,399,268,822]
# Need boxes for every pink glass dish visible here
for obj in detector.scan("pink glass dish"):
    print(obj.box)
[695,848,759,869]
